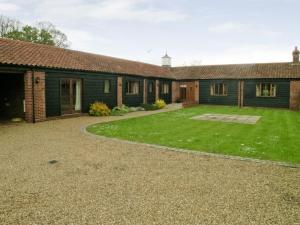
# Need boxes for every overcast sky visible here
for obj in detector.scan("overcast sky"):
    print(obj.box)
[0,0,299,66]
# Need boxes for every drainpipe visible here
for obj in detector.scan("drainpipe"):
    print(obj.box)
[31,69,36,123]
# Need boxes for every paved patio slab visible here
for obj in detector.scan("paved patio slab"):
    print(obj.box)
[192,113,261,124]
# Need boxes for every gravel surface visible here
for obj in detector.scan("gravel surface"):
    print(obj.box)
[0,106,299,225]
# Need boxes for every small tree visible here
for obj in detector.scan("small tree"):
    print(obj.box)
[0,15,70,48]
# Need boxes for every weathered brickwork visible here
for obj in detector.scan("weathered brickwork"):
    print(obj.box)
[24,71,46,122]
[237,81,244,107]
[171,81,179,103]
[194,81,200,103]
[117,76,123,106]
[290,80,300,110]
[143,79,147,104]
[155,80,159,100]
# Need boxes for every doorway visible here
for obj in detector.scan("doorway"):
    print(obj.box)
[180,86,187,101]
[179,82,195,103]
[0,74,25,121]
[60,78,82,115]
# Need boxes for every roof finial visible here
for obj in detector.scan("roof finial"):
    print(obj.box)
[293,46,299,63]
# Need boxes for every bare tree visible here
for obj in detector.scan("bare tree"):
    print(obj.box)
[36,21,70,48]
[0,15,21,37]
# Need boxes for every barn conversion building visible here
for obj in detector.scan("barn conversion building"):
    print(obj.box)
[0,38,299,122]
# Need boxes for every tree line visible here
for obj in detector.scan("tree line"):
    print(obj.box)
[0,15,70,48]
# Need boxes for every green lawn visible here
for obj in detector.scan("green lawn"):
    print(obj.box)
[87,105,300,164]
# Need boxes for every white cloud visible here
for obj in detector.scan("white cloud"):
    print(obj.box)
[208,22,243,33]
[0,2,20,12]
[208,22,282,39]
[32,0,187,23]
[62,28,113,52]
[176,45,292,66]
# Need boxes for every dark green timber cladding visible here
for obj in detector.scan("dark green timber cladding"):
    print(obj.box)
[199,80,238,105]
[159,79,172,104]
[147,79,156,104]
[45,71,117,117]
[122,76,144,107]
[244,79,290,108]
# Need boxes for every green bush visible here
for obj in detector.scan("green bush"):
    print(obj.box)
[89,102,111,116]
[111,104,130,116]
[141,103,159,111]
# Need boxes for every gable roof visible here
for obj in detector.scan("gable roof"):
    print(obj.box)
[0,38,299,80]
[171,63,300,79]
[0,38,172,78]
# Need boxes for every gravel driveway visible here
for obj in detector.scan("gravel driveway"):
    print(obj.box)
[0,108,299,225]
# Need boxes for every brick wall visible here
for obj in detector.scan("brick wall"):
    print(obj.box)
[117,76,123,106]
[194,81,199,103]
[237,81,244,107]
[290,80,300,110]
[172,81,179,103]
[143,79,147,104]
[155,80,159,100]
[24,70,46,122]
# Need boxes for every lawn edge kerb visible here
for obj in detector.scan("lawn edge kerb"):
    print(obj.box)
[83,119,300,169]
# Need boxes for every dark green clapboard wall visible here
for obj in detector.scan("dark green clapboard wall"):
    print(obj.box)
[147,79,156,104]
[199,80,238,105]
[243,79,290,108]
[122,76,144,107]
[159,79,172,104]
[45,71,117,117]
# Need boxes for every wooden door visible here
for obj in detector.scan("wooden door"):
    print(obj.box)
[187,84,195,102]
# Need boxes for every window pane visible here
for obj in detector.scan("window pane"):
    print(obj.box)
[148,82,153,93]
[74,80,81,111]
[126,81,139,94]
[164,84,169,94]
[104,80,110,93]
[126,81,129,93]
[219,84,223,95]
[256,84,260,96]
[133,82,139,94]
[257,83,276,97]
[210,83,227,96]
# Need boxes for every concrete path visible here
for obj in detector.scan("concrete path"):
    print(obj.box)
[0,105,299,225]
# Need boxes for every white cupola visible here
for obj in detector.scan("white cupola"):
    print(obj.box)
[161,53,172,67]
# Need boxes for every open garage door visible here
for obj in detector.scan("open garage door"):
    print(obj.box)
[0,74,25,121]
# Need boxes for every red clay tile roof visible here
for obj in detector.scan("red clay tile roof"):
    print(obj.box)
[1,38,299,80]
[171,63,300,79]
[0,38,173,78]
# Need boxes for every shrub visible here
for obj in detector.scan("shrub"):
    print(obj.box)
[89,102,111,116]
[141,103,159,111]
[129,106,145,112]
[154,99,166,109]
[111,104,130,116]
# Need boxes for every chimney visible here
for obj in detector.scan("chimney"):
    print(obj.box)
[162,53,172,67]
[293,46,299,63]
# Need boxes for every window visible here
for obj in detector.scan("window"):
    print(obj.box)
[256,83,277,97]
[104,80,110,93]
[126,81,139,94]
[161,82,169,94]
[210,83,227,96]
[148,82,154,93]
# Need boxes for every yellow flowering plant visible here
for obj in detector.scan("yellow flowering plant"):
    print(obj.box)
[154,99,166,109]
[89,102,111,116]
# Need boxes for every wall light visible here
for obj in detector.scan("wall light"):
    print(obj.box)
[35,77,40,84]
